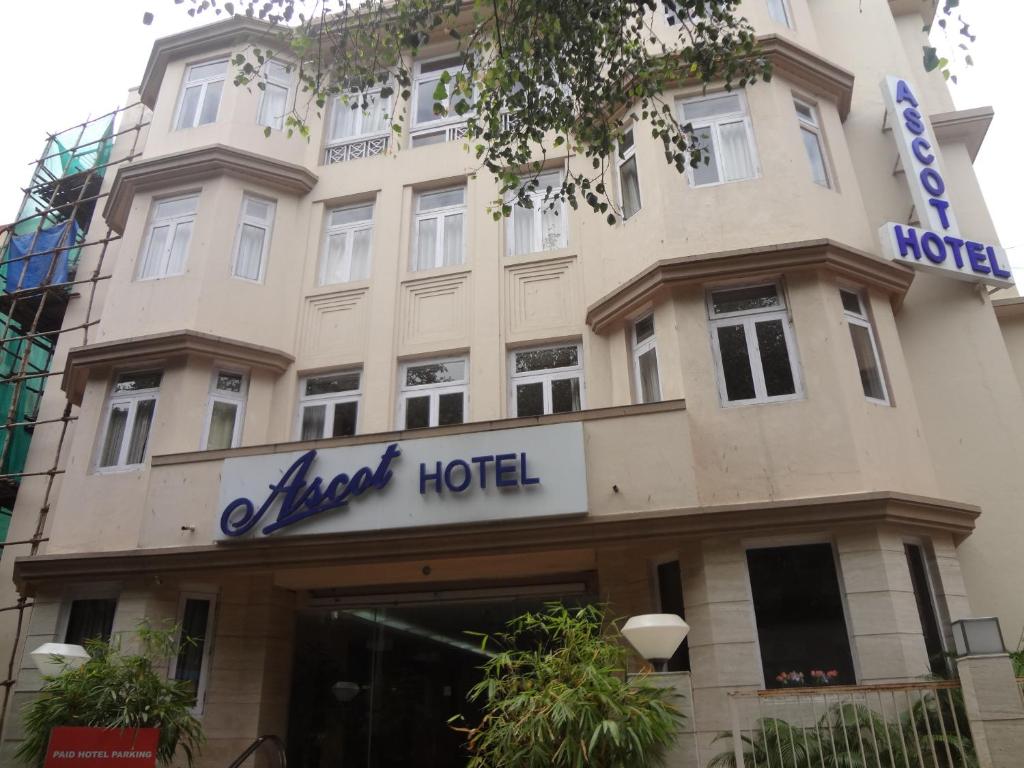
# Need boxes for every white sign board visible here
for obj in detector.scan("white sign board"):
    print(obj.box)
[216,421,588,540]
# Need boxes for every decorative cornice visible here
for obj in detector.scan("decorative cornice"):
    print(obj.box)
[931,107,994,162]
[104,144,317,233]
[758,35,855,121]
[993,296,1024,320]
[11,491,978,591]
[139,16,283,108]
[586,239,915,334]
[63,329,294,406]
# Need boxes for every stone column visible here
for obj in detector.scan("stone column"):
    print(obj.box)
[957,654,1024,768]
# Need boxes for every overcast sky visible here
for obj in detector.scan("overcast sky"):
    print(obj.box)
[1,0,1021,277]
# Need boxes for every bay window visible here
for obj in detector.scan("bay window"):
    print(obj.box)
[97,371,161,470]
[412,188,465,271]
[678,93,758,187]
[137,195,198,280]
[320,204,374,284]
[509,170,566,256]
[175,59,227,130]
[412,55,470,146]
[203,370,248,450]
[399,358,468,429]
[298,371,361,440]
[509,344,584,417]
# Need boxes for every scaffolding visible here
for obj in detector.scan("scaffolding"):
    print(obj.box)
[0,102,150,738]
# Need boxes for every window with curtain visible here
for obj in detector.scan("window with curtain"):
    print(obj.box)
[170,594,216,714]
[509,344,584,417]
[257,61,291,130]
[794,99,831,188]
[399,358,468,429]
[632,314,662,404]
[97,371,161,469]
[678,93,758,187]
[411,54,471,145]
[707,283,802,406]
[329,88,392,143]
[298,371,362,440]
[840,289,889,403]
[617,128,642,220]
[232,195,276,282]
[320,204,374,285]
[412,188,465,271]
[137,195,198,280]
[175,59,227,130]
[64,598,117,646]
[508,170,567,256]
[203,370,248,450]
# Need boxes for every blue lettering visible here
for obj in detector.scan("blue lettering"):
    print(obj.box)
[520,453,540,486]
[920,168,945,197]
[929,198,952,230]
[444,459,472,492]
[966,241,990,274]
[494,453,518,487]
[911,136,934,165]
[420,461,443,494]
[894,225,921,261]
[943,236,966,268]
[987,247,1013,279]
[895,79,919,108]
[921,232,946,264]
[903,107,925,136]
[471,455,494,488]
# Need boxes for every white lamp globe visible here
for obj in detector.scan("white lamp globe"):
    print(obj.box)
[621,614,690,666]
[30,643,90,678]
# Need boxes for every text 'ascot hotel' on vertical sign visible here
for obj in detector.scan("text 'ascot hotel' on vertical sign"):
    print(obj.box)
[879,76,1013,289]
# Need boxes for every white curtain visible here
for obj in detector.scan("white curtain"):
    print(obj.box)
[166,221,193,275]
[350,229,372,280]
[207,401,238,450]
[442,213,464,266]
[540,205,563,250]
[301,405,326,441]
[138,225,169,279]
[512,204,534,255]
[719,121,754,182]
[321,231,348,284]
[198,81,223,125]
[414,218,438,271]
[235,224,265,280]
[125,399,156,465]
[99,405,128,467]
[639,348,661,403]
[260,83,288,130]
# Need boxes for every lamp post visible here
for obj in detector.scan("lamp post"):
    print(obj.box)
[621,614,690,672]
[29,643,89,678]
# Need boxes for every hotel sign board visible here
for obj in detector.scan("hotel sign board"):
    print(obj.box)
[216,421,588,540]
[878,76,1013,289]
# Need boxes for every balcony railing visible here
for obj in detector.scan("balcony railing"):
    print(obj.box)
[323,134,390,165]
[719,681,975,768]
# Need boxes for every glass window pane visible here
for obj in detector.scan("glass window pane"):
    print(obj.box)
[259,82,289,130]
[840,290,863,315]
[512,203,535,255]
[755,319,797,397]
[198,80,223,125]
[235,223,265,280]
[64,599,116,645]
[438,392,464,425]
[115,372,162,392]
[350,228,372,281]
[442,213,464,266]
[406,361,466,386]
[404,396,430,429]
[849,323,886,400]
[691,126,720,186]
[411,130,447,147]
[167,221,193,275]
[267,61,289,82]
[331,99,359,140]
[801,127,829,187]
[414,217,438,270]
[420,55,464,74]
[711,284,780,315]
[155,196,199,219]
[177,85,202,129]
[717,324,757,401]
[514,346,578,373]
[515,382,544,417]
[139,225,169,279]
[416,77,439,124]
[215,372,244,393]
[207,400,239,450]
[540,206,563,251]
[173,599,211,692]
[635,315,655,343]
[188,60,227,82]
[126,398,156,465]
[99,405,129,467]
[682,94,742,121]
[619,129,635,155]
[766,0,790,25]
[551,378,581,414]
[418,188,465,211]
[329,205,374,227]
[794,100,815,123]
[301,404,326,440]
[305,372,360,396]
[719,121,755,181]
[322,231,349,285]
[366,92,392,133]
[638,348,661,403]
[244,198,272,221]
[332,401,358,437]
[619,155,641,219]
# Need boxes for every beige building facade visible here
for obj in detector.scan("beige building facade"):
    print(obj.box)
[2,1,1024,765]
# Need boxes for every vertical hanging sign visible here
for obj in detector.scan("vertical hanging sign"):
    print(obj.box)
[878,76,1013,288]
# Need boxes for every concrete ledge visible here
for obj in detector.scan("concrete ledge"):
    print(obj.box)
[932,106,995,161]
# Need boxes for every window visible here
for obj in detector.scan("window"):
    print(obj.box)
[510,344,584,417]
[169,594,216,714]
[329,89,392,143]
[412,55,471,145]
[320,204,374,284]
[794,99,830,188]
[655,561,690,671]
[509,170,566,256]
[97,371,161,470]
[708,283,801,406]
[412,188,465,271]
[298,371,361,440]
[203,370,247,450]
[399,358,468,429]
[232,195,275,282]
[257,61,291,130]
[747,544,856,688]
[617,127,642,220]
[840,289,889,403]
[175,59,227,130]
[632,314,662,404]
[63,598,116,646]
[137,195,198,280]
[678,93,758,187]
[766,0,792,27]
[905,543,947,676]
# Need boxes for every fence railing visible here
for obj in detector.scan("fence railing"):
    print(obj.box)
[323,134,389,164]
[721,681,974,768]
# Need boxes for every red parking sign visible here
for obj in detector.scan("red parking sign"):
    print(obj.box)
[44,727,159,768]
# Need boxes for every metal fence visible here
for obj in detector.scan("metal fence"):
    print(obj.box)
[720,681,974,768]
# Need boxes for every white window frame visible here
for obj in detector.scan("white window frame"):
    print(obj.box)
[411,54,470,133]
[794,98,831,189]
[319,203,375,285]
[507,169,567,256]
[136,194,199,281]
[257,60,292,130]
[616,127,642,220]
[707,283,803,407]
[412,187,466,271]
[398,357,469,429]
[508,343,586,417]
[95,371,162,471]
[328,87,392,144]
[296,370,362,440]
[632,314,662,404]
[201,369,248,450]
[231,194,276,283]
[677,92,760,188]
[840,288,890,405]
[168,592,217,716]
[174,59,228,130]
[766,0,793,27]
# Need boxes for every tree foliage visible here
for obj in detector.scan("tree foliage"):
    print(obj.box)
[17,625,204,768]
[452,603,683,768]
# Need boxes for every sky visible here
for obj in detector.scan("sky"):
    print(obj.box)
[0,0,1021,277]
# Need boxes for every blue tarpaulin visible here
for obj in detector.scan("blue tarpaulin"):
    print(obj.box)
[5,221,76,292]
